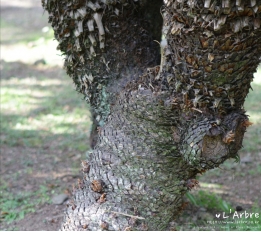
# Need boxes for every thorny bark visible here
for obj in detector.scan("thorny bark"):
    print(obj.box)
[42,0,261,230]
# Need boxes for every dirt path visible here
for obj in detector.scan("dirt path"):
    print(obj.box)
[1,1,87,230]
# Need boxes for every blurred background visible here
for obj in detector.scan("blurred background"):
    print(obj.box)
[0,0,261,230]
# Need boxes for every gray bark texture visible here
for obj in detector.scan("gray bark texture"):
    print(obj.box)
[42,0,261,230]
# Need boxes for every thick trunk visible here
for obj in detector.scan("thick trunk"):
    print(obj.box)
[42,0,261,230]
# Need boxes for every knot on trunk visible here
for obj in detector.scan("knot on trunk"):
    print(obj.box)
[181,111,250,170]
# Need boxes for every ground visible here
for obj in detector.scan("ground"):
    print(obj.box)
[1,0,261,231]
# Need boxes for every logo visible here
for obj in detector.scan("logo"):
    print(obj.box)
[214,209,260,219]
[204,209,260,230]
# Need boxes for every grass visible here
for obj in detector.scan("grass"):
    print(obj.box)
[0,68,90,223]
[1,2,261,229]
[1,11,92,226]
[0,182,51,224]
[1,73,91,151]
[247,164,261,175]
[184,191,261,231]
[186,190,232,212]
[1,16,54,46]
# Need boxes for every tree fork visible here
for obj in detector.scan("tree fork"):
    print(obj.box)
[42,0,261,230]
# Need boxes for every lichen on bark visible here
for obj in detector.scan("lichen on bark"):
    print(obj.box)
[42,0,261,230]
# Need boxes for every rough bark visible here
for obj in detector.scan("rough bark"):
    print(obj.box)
[42,0,261,230]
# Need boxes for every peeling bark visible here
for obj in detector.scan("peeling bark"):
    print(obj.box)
[42,0,261,230]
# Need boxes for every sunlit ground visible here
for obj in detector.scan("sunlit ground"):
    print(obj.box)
[1,2,92,228]
[1,0,261,230]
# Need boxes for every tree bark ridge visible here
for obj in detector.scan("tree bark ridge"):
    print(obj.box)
[42,0,261,230]
[63,90,190,230]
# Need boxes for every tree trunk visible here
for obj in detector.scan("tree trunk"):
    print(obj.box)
[42,0,261,230]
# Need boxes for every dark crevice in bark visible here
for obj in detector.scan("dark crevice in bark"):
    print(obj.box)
[42,0,261,230]
[89,0,163,148]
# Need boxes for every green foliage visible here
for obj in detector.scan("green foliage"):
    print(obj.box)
[0,183,51,223]
[233,154,241,163]
[185,191,261,231]
[186,190,231,212]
